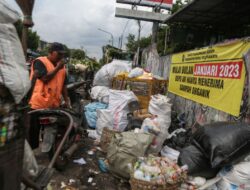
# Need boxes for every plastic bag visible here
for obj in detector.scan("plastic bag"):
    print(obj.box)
[84,102,108,128]
[93,59,131,87]
[90,86,109,103]
[96,109,113,135]
[108,90,137,131]
[0,2,30,103]
[141,117,171,154]
[128,67,144,78]
[107,131,153,179]
[161,145,180,162]
[193,122,250,168]
[217,162,250,190]
[23,140,39,177]
[148,94,171,117]
[164,128,193,151]
[178,145,219,179]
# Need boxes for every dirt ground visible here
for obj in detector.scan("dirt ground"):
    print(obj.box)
[35,137,130,190]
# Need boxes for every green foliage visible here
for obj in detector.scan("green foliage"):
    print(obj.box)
[156,26,167,56]
[27,30,40,51]
[126,34,151,53]
[126,34,137,52]
[171,0,185,14]
[139,36,152,49]
[171,0,192,14]
[70,49,85,60]
[14,20,40,51]
[99,58,105,65]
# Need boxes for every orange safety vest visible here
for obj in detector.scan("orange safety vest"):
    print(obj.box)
[29,57,66,109]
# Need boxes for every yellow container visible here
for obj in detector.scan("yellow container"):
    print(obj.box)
[112,72,167,109]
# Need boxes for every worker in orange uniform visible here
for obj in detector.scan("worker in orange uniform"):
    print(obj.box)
[28,42,71,149]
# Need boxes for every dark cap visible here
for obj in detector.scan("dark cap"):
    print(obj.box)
[48,42,66,53]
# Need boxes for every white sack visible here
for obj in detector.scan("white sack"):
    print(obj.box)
[141,117,171,154]
[93,59,131,87]
[90,86,110,104]
[0,1,20,24]
[96,109,113,136]
[108,90,137,131]
[128,67,144,78]
[149,94,172,117]
[75,64,88,72]
[108,90,137,111]
[0,2,30,103]
[217,162,250,190]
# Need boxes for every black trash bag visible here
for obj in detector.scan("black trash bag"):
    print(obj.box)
[193,122,250,168]
[168,112,186,134]
[164,128,193,151]
[178,145,219,179]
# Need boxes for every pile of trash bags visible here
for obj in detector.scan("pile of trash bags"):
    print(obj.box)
[87,62,250,190]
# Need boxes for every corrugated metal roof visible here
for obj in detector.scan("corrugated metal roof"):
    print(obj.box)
[165,0,250,26]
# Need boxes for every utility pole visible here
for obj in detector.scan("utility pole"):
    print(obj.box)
[137,20,141,66]
[151,7,160,44]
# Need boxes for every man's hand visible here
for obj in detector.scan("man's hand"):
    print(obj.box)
[56,59,65,70]
[40,59,65,83]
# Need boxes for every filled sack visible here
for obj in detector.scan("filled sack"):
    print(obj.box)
[93,59,131,87]
[96,109,113,136]
[193,122,250,168]
[84,102,108,129]
[108,90,137,131]
[90,86,110,103]
[0,1,30,103]
[107,131,153,179]
[217,162,250,190]
[148,94,171,117]
[178,145,219,179]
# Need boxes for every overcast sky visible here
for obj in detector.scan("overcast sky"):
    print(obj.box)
[7,0,160,59]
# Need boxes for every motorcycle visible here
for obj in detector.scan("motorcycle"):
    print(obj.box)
[28,81,88,171]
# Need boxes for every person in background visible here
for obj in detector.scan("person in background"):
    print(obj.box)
[28,42,71,149]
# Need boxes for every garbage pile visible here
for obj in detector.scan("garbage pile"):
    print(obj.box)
[84,64,250,190]
[131,156,187,185]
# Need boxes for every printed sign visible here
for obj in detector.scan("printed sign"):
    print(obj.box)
[169,39,250,116]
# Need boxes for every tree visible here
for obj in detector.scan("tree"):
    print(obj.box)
[171,0,185,14]
[27,30,40,51]
[126,34,137,52]
[171,0,192,14]
[14,20,40,51]
[70,49,85,60]
[126,34,151,53]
